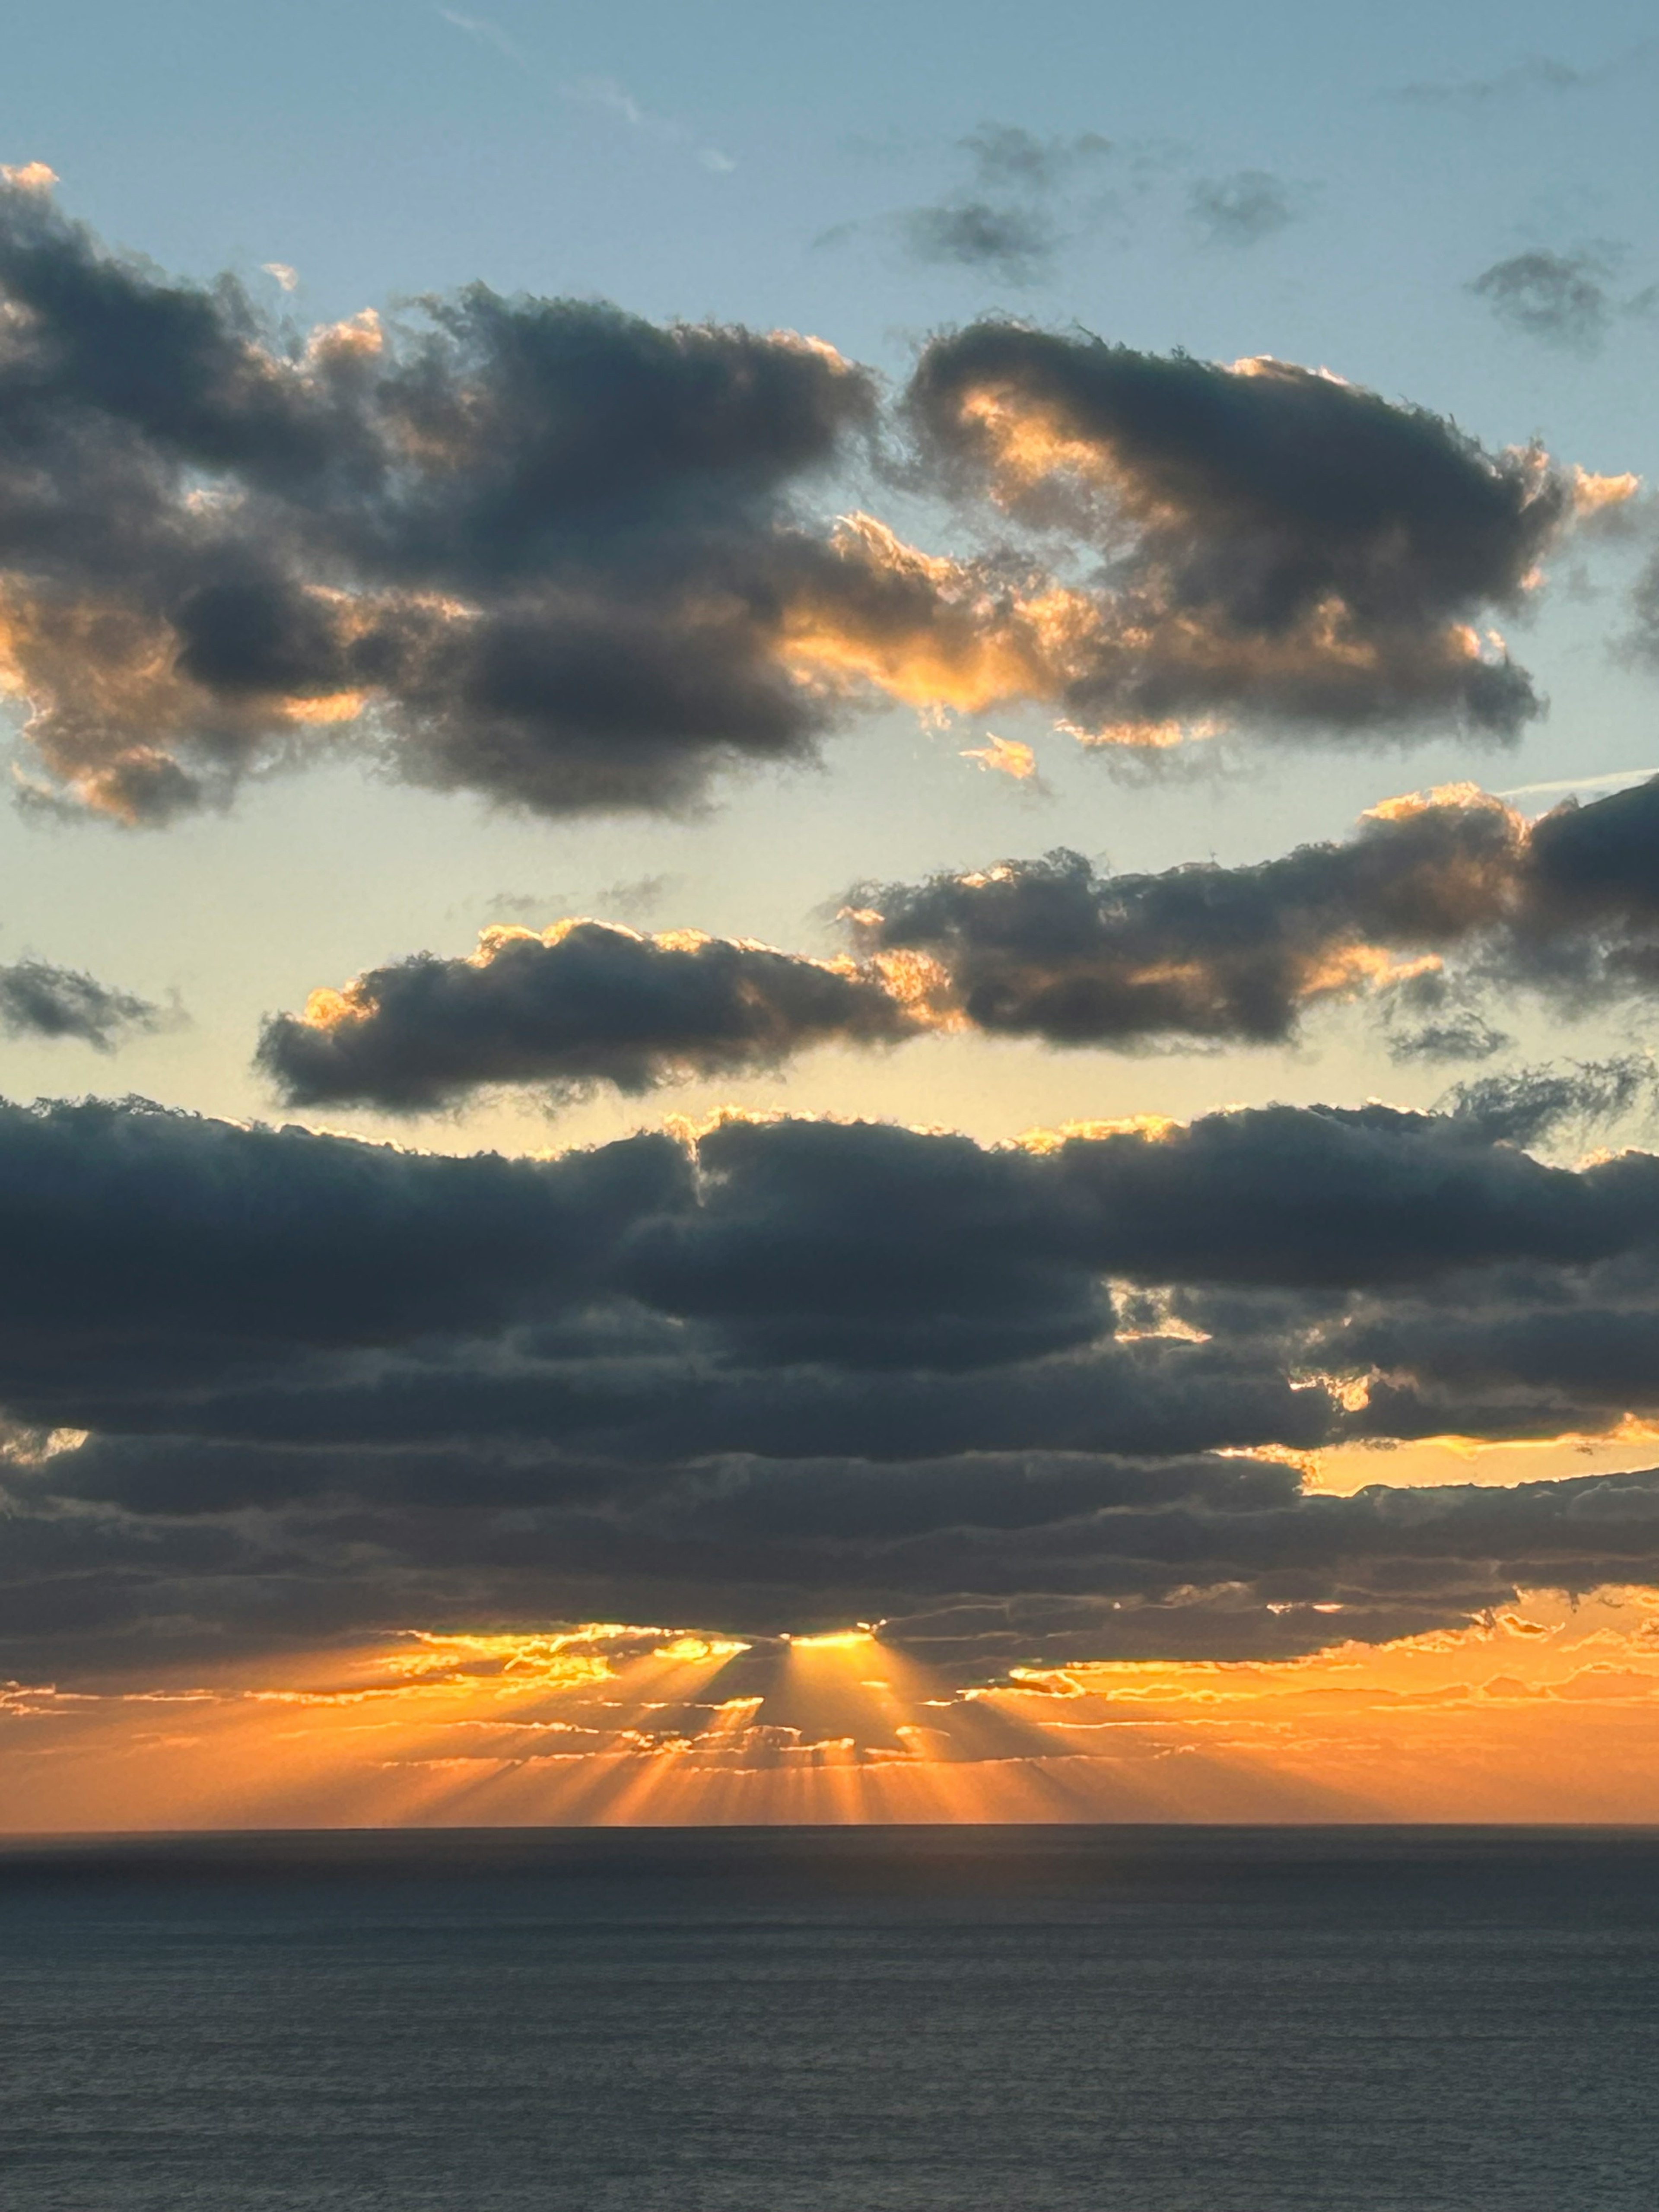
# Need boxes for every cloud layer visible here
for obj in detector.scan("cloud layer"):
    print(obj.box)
[11,1092,1659,1680]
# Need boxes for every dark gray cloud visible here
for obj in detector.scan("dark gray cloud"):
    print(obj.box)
[857,776,1659,1052]
[0,180,1608,823]
[1437,1055,1659,1147]
[1469,249,1614,350]
[10,1434,1659,1681]
[263,777,1659,1109]
[904,323,1578,741]
[1189,171,1299,247]
[0,958,162,1048]
[0,171,908,823]
[856,790,1524,1047]
[9,1091,1659,1678]
[257,920,918,1110]
[9,1089,1658,1435]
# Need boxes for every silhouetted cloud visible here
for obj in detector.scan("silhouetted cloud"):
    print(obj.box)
[904,324,1595,744]
[0,171,899,823]
[857,775,1659,1051]
[9,1092,1659,1676]
[0,960,163,1048]
[263,775,1659,1109]
[258,920,921,1109]
[0,180,1615,824]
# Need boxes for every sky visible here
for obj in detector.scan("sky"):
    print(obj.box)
[6,0,1659,1826]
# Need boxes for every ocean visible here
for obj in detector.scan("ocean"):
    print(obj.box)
[1,1826,1656,2211]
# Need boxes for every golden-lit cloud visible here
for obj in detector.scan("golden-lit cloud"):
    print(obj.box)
[960,733,1040,780]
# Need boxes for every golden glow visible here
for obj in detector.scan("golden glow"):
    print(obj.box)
[280,690,369,726]
[1015,1114,1181,1154]
[961,733,1039,780]
[12,1594,1659,1831]
[776,513,1099,716]
[1572,466,1642,515]
[1315,1421,1659,1494]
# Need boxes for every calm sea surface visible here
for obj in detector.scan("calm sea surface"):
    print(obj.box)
[1,1826,1656,2212]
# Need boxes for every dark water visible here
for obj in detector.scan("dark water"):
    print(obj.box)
[2,1827,1658,2212]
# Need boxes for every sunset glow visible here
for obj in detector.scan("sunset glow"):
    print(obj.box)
[9,1589,1659,1832]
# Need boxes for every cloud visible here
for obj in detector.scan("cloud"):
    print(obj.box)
[262,771,1659,1109]
[1437,1055,1659,1147]
[437,8,522,61]
[1189,171,1300,248]
[960,122,1114,194]
[898,201,1062,285]
[0,175,894,823]
[559,73,735,175]
[1468,249,1615,350]
[960,733,1039,781]
[879,122,1113,286]
[856,772,1659,1052]
[257,919,923,1110]
[1394,47,1655,107]
[0,184,1616,828]
[10,1093,1659,1675]
[0,960,163,1049]
[904,324,1584,744]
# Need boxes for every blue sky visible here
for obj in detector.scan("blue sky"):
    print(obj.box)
[3,0,1658,1150]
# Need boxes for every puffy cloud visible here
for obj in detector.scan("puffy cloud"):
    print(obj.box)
[855,787,1524,1046]
[904,324,1580,743]
[257,919,923,1110]
[264,775,1659,1111]
[0,173,898,823]
[0,183,1614,826]
[856,772,1659,1052]
[0,958,162,1048]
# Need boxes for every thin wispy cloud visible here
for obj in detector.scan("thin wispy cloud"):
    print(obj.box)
[433,13,734,170]
[1394,41,1657,108]
[560,74,736,173]
[436,7,522,63]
